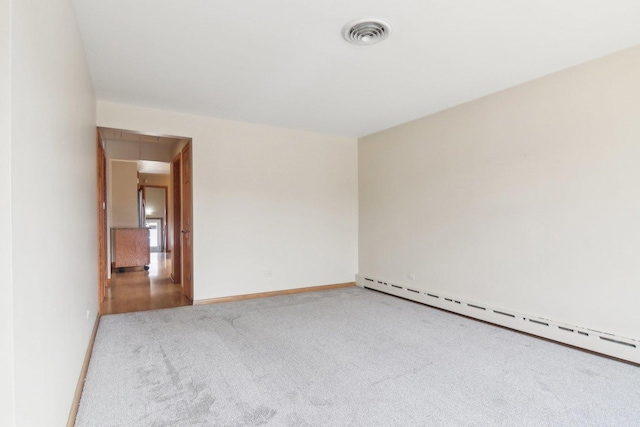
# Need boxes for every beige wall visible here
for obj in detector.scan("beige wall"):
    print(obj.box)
[109,160,139,228]
[359,45,640,342]
[9,0,97,425]
[0,0,15,424]
[140,172,170,187]
[98,101,358,300]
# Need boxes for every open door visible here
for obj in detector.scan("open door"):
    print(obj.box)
[181,142,193,301]
[171,154,182,283]
[96,131,108,304]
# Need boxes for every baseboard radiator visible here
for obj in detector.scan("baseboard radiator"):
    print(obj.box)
[356,274,639,364]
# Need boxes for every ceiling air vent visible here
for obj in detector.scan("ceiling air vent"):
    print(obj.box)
[342,18,393,45]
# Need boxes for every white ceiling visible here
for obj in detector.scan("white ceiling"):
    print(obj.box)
[74,0,640,137]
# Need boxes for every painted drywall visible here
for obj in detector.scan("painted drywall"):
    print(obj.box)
[0,0,15,424]
[9,0,97,425]
[98,101,358,300]
[109,160,139,228]
[140,172,170,187]
[359,45,640,341]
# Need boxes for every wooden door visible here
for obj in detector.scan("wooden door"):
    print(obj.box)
[171,154,182,283]
[96,131,108,304]
[181,142,193,301]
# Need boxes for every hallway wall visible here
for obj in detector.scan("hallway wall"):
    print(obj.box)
[109,160,139,228]
[9,0,97,425]
[140,173,170,187]
[0,0,15,424]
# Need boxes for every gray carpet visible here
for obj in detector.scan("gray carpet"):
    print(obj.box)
[76,287,640,426]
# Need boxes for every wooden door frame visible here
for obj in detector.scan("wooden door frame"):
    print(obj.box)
[96,127,194,308]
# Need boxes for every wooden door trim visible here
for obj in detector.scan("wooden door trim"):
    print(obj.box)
[194,282,356,305]
[66,313,100,426]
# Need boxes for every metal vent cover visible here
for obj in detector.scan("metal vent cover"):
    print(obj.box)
[342,18,393,45]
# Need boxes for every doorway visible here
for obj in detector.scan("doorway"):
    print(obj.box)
[142,185,168,252]
[96,127,194,314]
[145,218,162,252]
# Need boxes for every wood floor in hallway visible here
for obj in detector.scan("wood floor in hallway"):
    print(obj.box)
[100,252,191,315]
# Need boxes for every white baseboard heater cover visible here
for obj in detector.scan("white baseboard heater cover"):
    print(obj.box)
[355,274,639,364]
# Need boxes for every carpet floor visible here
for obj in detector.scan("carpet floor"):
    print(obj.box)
[76,287,640,426]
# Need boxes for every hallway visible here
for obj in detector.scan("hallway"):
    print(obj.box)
[100,252,191,315]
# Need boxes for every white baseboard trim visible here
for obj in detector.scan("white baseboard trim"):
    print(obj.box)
[356,274,639,364]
